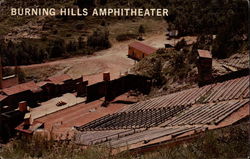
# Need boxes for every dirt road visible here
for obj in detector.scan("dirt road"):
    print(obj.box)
[21,33,168,82]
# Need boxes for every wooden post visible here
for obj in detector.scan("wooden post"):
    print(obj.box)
[0,56,2,89]
[103,72,110,107]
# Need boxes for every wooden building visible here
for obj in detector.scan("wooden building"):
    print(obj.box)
[1,81,42,108]
[197,49,213,86]
[46,74,85,96]
[128,42,157,61]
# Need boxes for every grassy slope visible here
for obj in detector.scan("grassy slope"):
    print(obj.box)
[132,47,197,96]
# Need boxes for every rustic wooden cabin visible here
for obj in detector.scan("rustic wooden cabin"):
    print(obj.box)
[128,42,157,61]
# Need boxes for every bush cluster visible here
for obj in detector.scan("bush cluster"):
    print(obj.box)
[0,28,111,66]
[162,0,247,59]
[116,33,138,42]
[87,29,111,50]
[133,47,196,86]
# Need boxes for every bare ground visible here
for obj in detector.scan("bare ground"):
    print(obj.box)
[21,33,168,82]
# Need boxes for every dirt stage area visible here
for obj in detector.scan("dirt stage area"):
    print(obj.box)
[20,33,170,82]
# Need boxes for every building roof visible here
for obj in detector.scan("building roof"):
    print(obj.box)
[129,42,157,55]
[0,94,7,101]
[2,81,40,96]
[198,49,212,59]
[29,94,137,139]
[47,74,72,85]
[15,121,44,134]
[36,81,53,87]
[1,75,19,89]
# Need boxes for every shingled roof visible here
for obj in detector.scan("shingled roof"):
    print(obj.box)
[0,94,7,101]
[197,49,212,58]
[129,42,157,55]
[2,81,41,96]
[47,74,72,85]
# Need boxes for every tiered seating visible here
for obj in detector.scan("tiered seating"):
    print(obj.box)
[161,99,249,126]
[109,126,206,148]
[74,129,144,145]
[75,126,206,147]
[73,76,249,149]
[218,53,248,69]
[76,106,188,131]
[121,76,249,112]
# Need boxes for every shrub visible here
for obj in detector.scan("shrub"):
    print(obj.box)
[0,134,133,159]
[100,20,106,26]
[194,35,213,50]
[87,29,111,50]
[78,36,85,49]
[138,25,145,35]
[41,33,48,41]
[116,33,138,41]
[17,67,26,83]
[133,48,196,86]
[66,40,78,52]
[100,0,108,5]
[163,0,247,36]
[76,0,95,9]
[0,40,48,65]
[47,39,66,58]
[175,38,187,51]
[75,23,85,30]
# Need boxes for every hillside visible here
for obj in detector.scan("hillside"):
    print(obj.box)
[0,0,165,66]
[131,0,248,95]
[0,0,247,80]
[132,40,248,96]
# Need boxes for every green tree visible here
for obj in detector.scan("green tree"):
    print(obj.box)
[138,25,145,40]
[78,36,84,49]
[76,0,95,9]
[48,39,66,58]
[87,29,111,50]
[138,25,145,35]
